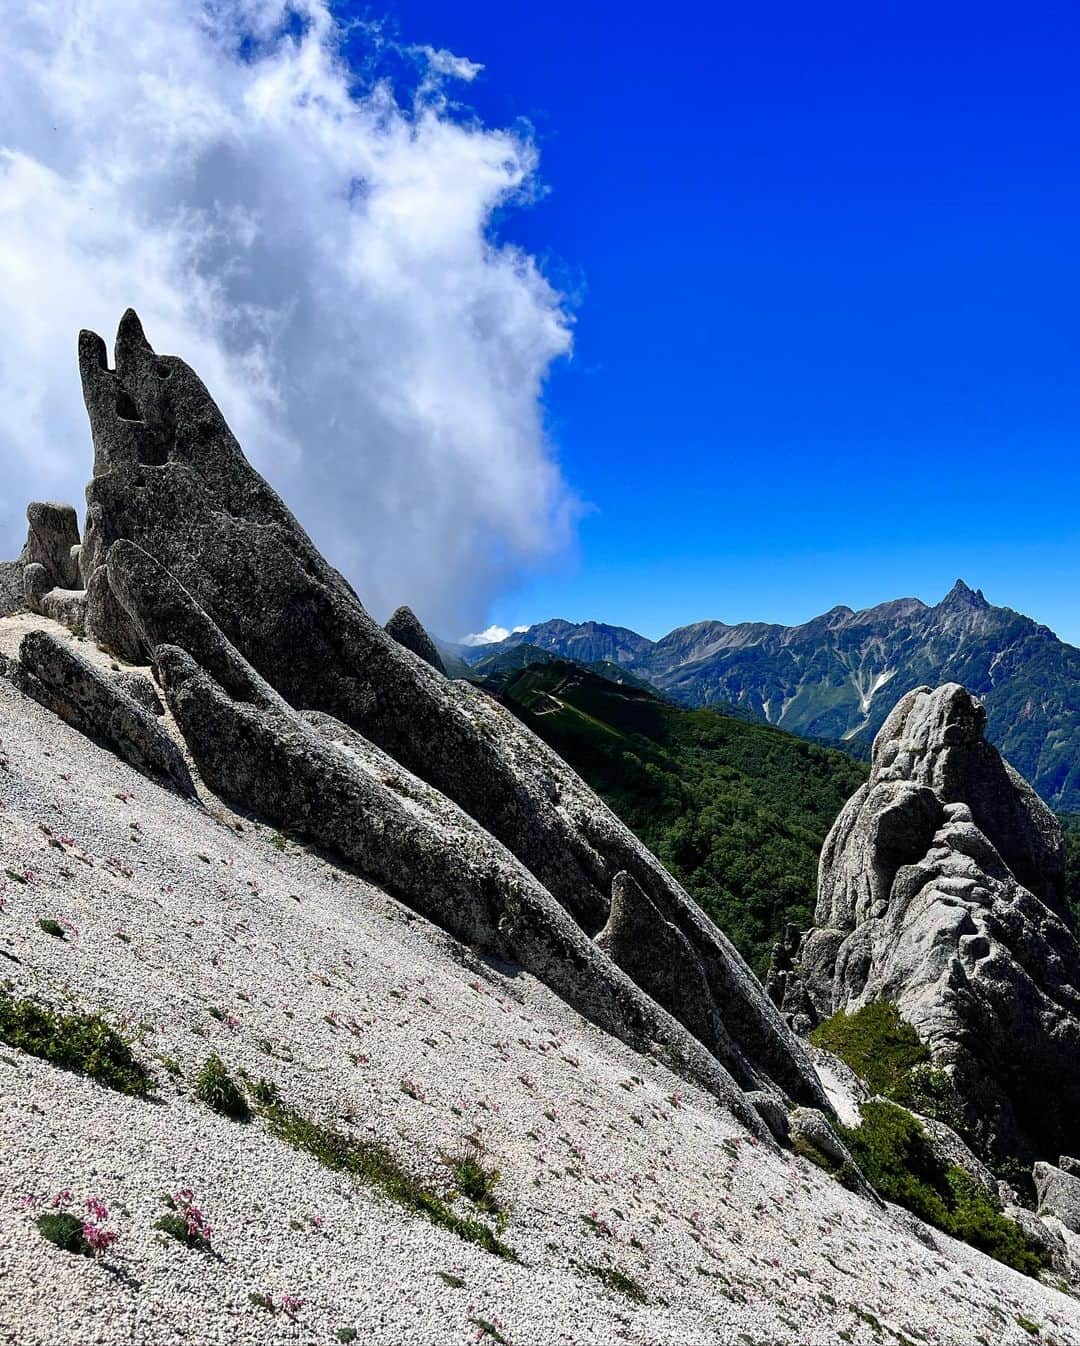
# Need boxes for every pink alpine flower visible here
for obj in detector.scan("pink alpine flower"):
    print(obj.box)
[81,1222,118,1255]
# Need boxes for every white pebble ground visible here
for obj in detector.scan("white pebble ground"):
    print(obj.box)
[1,616,1079,1346]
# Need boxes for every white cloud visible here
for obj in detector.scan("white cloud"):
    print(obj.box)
[460,622,529,646]
[0,0,574,633]
[461,625,511,646]
[415,45,484,83]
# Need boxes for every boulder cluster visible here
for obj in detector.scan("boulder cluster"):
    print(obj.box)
[0,311,829,1141]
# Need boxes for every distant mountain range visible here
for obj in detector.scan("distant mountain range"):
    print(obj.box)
[455,581,1080,812]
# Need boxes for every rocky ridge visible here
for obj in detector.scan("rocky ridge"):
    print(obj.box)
[480,583,1080,811]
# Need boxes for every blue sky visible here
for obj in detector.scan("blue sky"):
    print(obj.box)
[374,0,1080,643]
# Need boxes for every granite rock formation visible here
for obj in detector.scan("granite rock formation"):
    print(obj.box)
[1,501,85,619]
[1035,1162,1080,1235]
[67,310,828,1118]
[773,682,1080,1163]
[385,606,446,675]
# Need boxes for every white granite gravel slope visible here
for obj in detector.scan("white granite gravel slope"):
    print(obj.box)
[1,617,1078,1346]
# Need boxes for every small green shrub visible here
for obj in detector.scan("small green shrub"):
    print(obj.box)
[155,1212,197,1246]
[193,1054,251,1121]
[0,991,150,1096]
[36,1211,90,1255]
[337,1330,358,1344]
[468,1319,511,1345]
[261,1099,514,1258]
[838,1101,1046,1276]
[947,1170,1045,1277]
[810,1002,929,1102]
[249,1292,275,1312]
[38,918,65,939]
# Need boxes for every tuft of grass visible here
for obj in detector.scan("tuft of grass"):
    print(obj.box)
[336,1330,358,1344]
[261,1100,515,1259]
[193,1054,251,1122]
[437,1271,466,1288]
[0,990,151,1096]
[36,1211,90,1255]
[248,1292,275,1312]
[1016,1317,1041,1336]
[38,918,65,939]
[446,1138,503,1217]
[247,1076,279,1108]
[578,1262,647,1303]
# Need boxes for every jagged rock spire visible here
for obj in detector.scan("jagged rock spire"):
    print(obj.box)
[384,606,446,675]
[773,682,1080,1164]
[73,311,828,1115]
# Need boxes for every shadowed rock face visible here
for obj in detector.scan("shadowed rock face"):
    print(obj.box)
[75,311,828,1115]
[774,682,1080,1163]
[385,606,446,675]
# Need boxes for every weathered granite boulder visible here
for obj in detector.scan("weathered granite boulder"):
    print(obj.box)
[0,560,23,616]
[745,1090,790,1143]
[25,572,88,630]
[78,312,827,1114]
[1035,1162,1080,1235]
[597,870,786,1095]
[788,1107,880,1204]
[385,606,446,675]
[86,565,143,662]
[1004,1203,1069,1275]
[906,1108,997,1198]
[153,638,770,1137]
[113,671,164,717]
[0,630,195,798]
[773,682,1080,1163]
[23,563,51,612]
[22,502,81,591]
[11,503,88,629]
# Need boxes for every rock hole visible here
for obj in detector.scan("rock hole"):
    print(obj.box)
[156,360,173,380]
[115,389,143,422]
